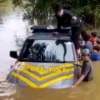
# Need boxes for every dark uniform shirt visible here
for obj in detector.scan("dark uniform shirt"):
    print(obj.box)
[56,9,83,50]
[56,9,82,30]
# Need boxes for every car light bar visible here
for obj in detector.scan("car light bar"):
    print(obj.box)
[30,26,71,33]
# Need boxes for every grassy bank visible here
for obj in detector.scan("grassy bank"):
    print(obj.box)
[83,26,100,35]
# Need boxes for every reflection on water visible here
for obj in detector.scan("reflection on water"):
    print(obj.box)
[0,1,100,100]
[0,1,28,98]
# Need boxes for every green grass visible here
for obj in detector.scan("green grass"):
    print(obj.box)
[83,26,100,34]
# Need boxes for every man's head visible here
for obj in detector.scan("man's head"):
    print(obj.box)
[91,32,97,37]
[97,40,100,46]
[93,46,100,53]
[81,31,90,41]
[54,4,64,17]
[81,49,90,61]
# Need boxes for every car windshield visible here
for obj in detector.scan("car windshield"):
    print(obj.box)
[20,39,75,63]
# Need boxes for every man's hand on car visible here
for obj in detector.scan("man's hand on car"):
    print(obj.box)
[74,62,81,67]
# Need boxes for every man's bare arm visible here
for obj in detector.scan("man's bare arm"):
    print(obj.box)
[71,75,85,88]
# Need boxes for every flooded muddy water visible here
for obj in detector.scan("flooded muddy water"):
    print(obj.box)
[0,1,100,100]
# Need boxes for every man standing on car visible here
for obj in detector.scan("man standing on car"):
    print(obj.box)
[54,4,83,57]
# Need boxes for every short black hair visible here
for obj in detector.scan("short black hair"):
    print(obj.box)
[53,3,63,12]
[97,40,100,44]
[81,30,88,37]
[91,32,97,37]
[93,46,100,52]
[81,31,90,41]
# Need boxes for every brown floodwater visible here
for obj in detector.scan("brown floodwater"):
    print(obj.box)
[0,1,100,100]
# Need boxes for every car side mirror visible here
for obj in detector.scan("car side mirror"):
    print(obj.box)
[10,51,18,59]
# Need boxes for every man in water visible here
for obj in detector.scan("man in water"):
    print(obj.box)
[71,49,93,88]
[54,4,83,56]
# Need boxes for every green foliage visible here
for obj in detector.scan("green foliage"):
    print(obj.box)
[0,0,8,3]
[9,0,100,27]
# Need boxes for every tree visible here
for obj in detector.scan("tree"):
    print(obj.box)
[2,0,100,28]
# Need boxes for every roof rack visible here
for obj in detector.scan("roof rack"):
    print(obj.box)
[30,25,71,33]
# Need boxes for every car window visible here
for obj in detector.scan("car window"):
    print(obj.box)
[20,39,75,62]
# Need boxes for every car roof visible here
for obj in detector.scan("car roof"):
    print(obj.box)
[27,26,72,41]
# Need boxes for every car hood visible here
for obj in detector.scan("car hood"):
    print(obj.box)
[7,61,74,89]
